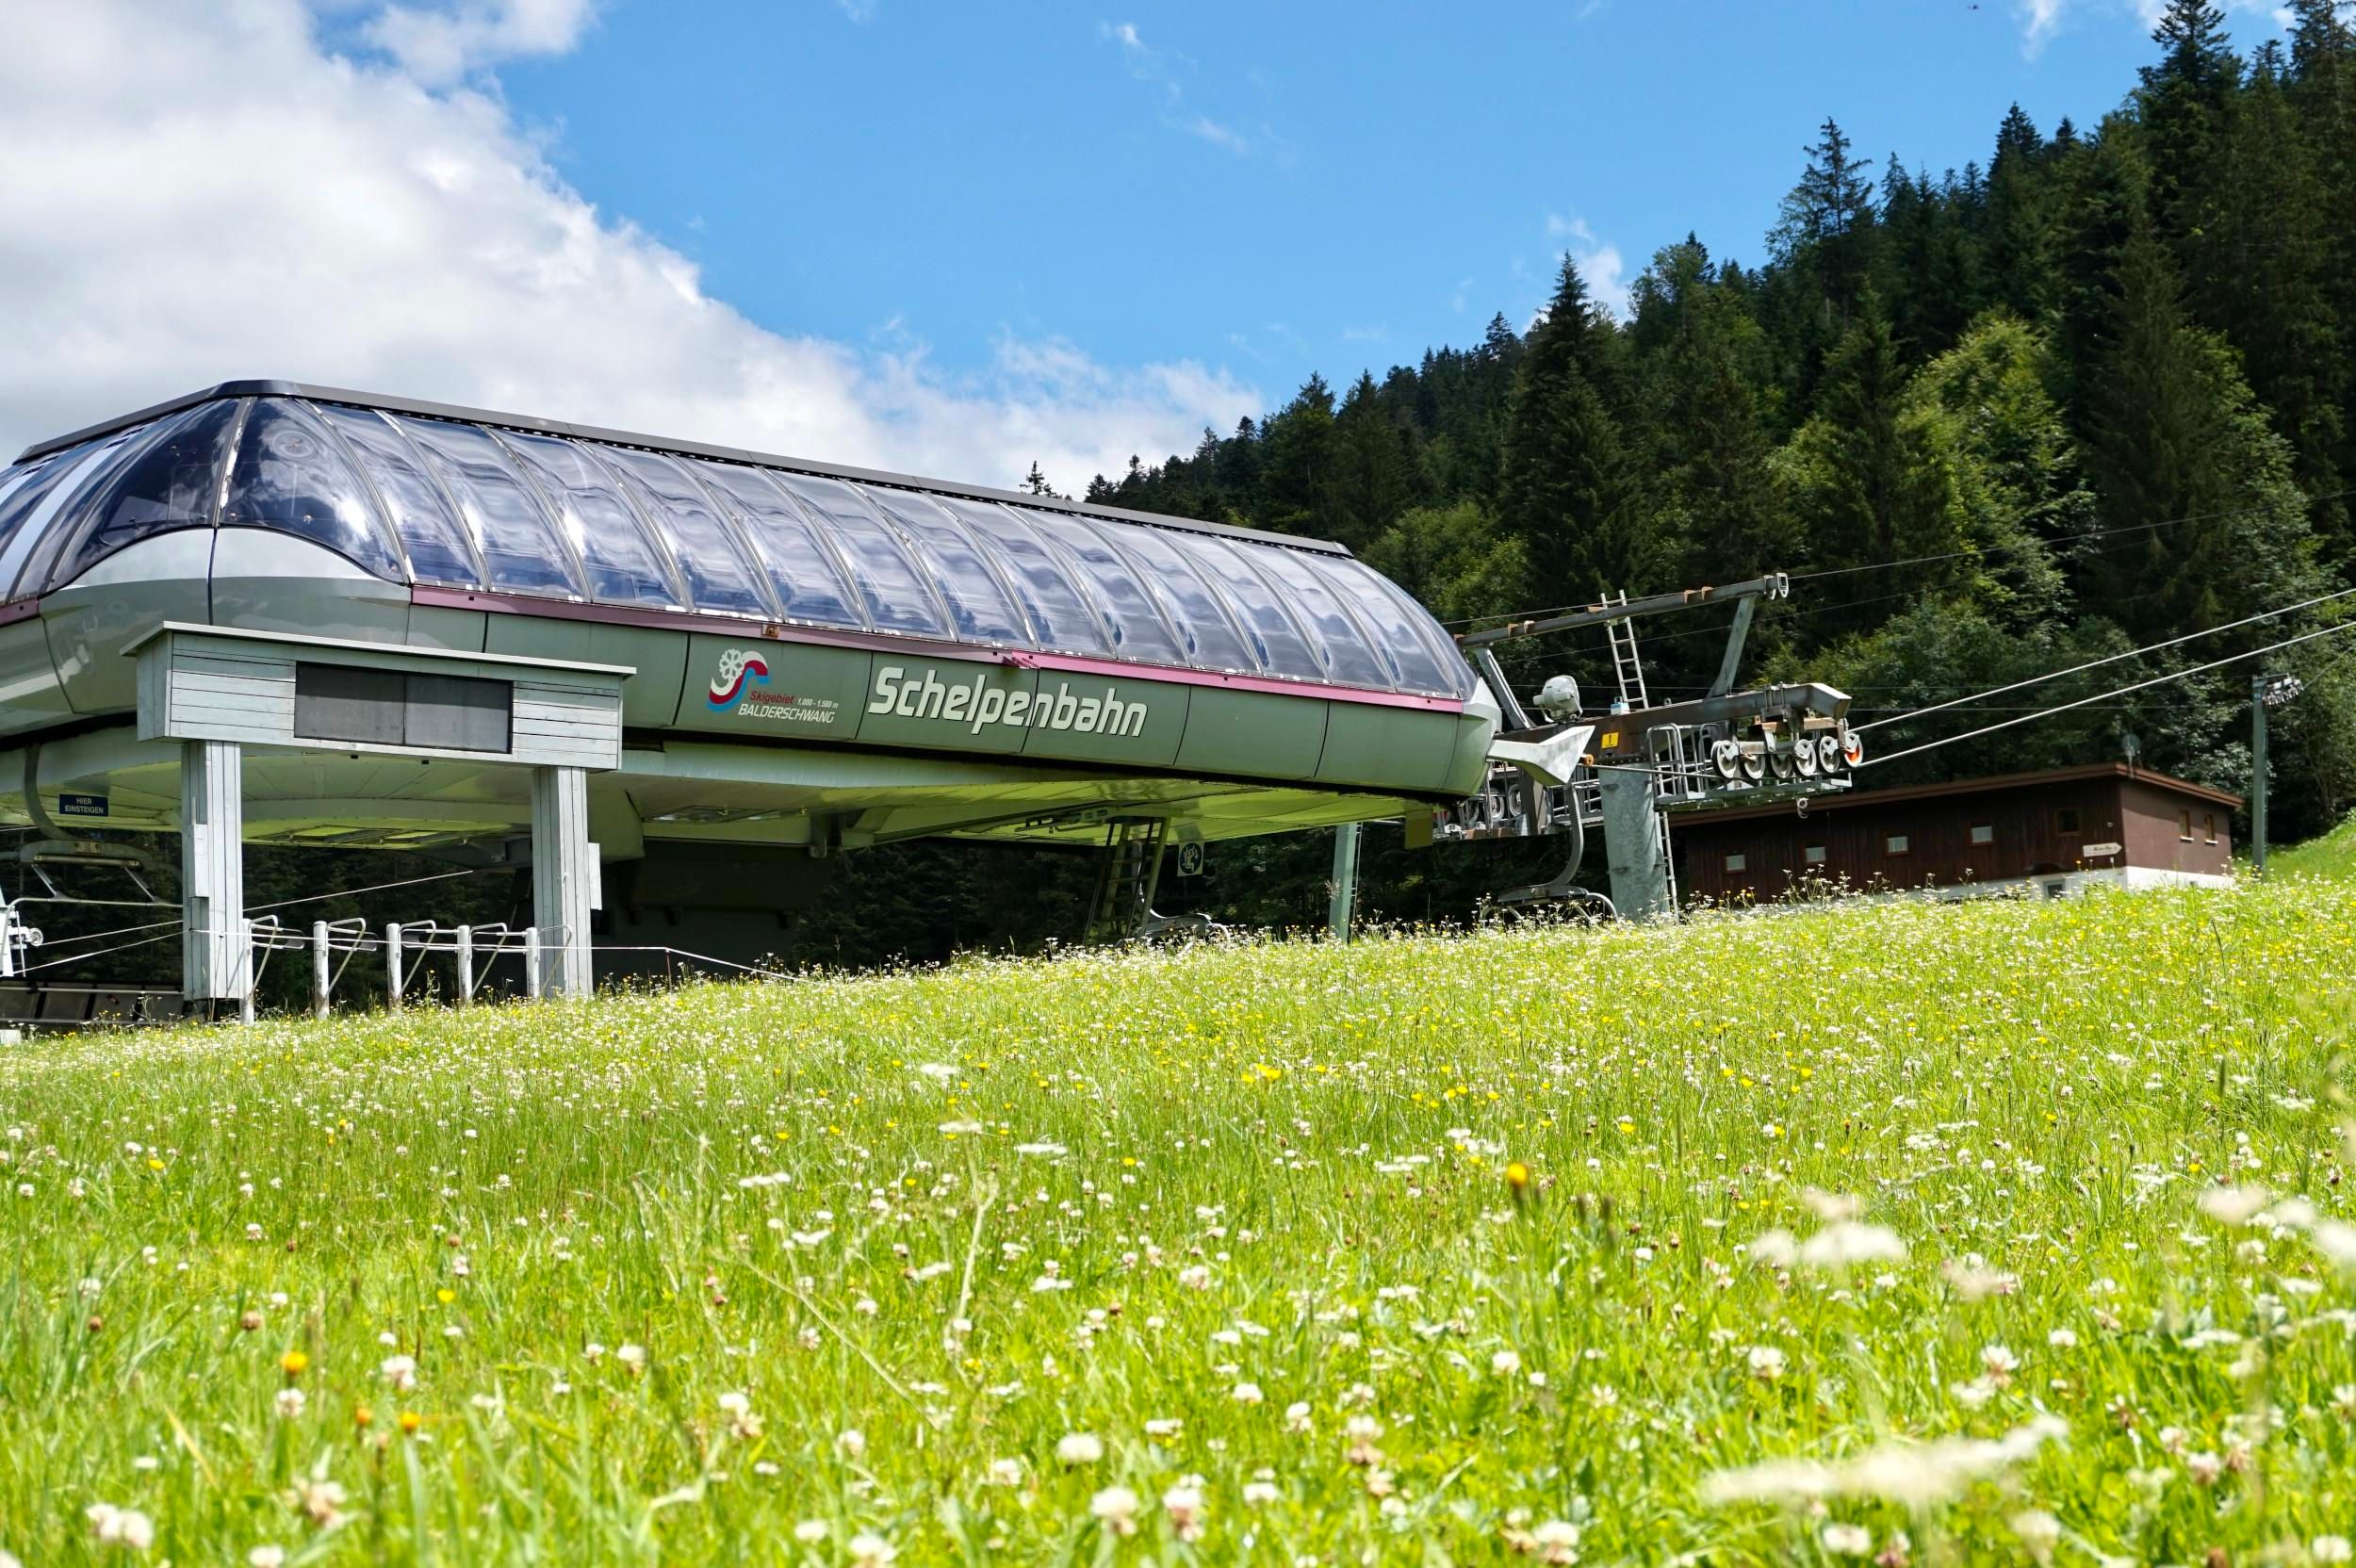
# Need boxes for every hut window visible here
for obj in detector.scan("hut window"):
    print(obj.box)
[1723,851,1747,874]
[2054,808,2081,834]
[1803,843,1827,865]
[2179,809,2195,841]
[1969,821,1994,846]
[1884,832,1910,857]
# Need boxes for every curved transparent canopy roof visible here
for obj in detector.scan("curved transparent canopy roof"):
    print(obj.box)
[0,394,1473,699]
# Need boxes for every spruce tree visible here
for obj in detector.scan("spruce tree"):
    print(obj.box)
[1497,257,1635,608]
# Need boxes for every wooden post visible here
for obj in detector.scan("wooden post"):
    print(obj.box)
[179,740,247,1006]
[384,923,403,1013]
[455,925,474,1006]
[312,921,331,1020]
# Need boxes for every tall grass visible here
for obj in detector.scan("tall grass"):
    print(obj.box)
[1,879,2352,1564]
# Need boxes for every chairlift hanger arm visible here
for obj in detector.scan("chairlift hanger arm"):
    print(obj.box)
[1456,573,1788,650]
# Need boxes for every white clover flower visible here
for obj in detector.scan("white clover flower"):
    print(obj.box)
[274,1387,306,1420]
[1055,1431,1104,1465]
[1701,1414,2068,1508]
[846,1531,895,1567]
[380,1354,418,1392]
[837,1428,866,1458]
[1820,1522,1872,1557]
[987,1457,1023,1486]
[1530,1519,1581,1563]
[1284,1400,1314,1433]
[1090,1485,1141,1535]
[2010,1509,2061,1560]
[1163,1483,1207,1542]
[1747,1345,1787,1381]
[615,1344,646,1372]
[1491,1348,1522,1376]
[2314,1537,2352,1564]
[1242,1479,1279,1505]
[1233,1381,1265,1405]
[249,1548,287,1568]
[87,1504,155,1551]
[1799,1221,1907,1269]
[792,1520,827,1543]
[2197,1184,2272,1226]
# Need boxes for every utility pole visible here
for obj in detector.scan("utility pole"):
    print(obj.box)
[2251,673,2302,874]
[1328,822,1360,941]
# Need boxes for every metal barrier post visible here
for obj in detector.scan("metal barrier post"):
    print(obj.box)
[385,922,403,1013]
[455,924,474,1006]
[312,921,331,1020]
[238,919,256,1025]
[523,926,543,1000]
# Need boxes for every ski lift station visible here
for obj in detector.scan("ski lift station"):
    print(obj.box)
[0,381,1865,1020]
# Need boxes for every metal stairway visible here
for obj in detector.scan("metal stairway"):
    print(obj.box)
[1084,818,1168,943]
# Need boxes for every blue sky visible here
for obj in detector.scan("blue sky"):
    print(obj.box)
[491,0,2284,411]
[0,2,2300,491]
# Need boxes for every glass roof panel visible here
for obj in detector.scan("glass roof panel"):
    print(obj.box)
[396,417,583,599]
[1010,508,1186,665]
[688,463,866,629]
[317,406,483,588]
[0,442,104,600]
[1085,522,1258,673]
[1163,532,1325,681]
[1305,555,1465,695]
[932,498,1109,655]
[594,447,778,618]
[768,473,949,638]
[861,486,1030,644]
[221,400,402,580]
[496,432,682,610]
[1242,547,1394,690]
[46,404,240,594]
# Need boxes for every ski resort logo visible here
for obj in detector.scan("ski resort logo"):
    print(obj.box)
[709,648,841,727]
[709,649,770,710]
[868,664,1149,738]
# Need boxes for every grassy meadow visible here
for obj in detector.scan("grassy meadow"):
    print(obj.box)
[3,874,2356,1565]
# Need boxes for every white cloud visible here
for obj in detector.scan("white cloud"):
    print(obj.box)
[0,1,1258,495]
[2018,0,2068,58]
[1542,214,1629,319]
[1099,19,1283,161]
[1183,115,1252,155]
[363,0,597,83]
[2020,0,2288,59]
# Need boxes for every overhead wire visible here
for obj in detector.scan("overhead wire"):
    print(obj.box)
[1857,616,2356,770]
[1441,483,2356,633]
[1850,584,2356,733]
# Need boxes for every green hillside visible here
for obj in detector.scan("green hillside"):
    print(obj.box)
[1,880,2352,1564]
[2274,810,2356,880]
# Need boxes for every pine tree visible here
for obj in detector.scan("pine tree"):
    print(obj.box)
[1984,104,2056,319]
[2138,0,2240,279]
[1328,372,1417,551]
[1498,257,1635,607]
[1772,118,1879,319]
[2080,224,2322,635]
[2205,48,2347,547]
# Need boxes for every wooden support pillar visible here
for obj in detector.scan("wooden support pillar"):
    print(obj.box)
[532,765,595,998]
[179,739,248,1006]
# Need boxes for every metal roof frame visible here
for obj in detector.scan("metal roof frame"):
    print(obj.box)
[17,380,1349,557]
